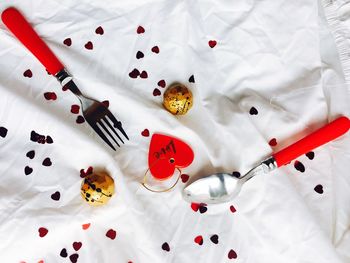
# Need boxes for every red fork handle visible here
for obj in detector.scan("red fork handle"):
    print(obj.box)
[273,116,350,167]
[1,7,64,75]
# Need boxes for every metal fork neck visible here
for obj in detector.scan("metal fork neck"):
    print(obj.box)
[55,68,83,97]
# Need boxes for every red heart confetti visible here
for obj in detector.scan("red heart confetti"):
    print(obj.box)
[157,80,166,88]
[0,127,8,138]
[46,136,53,144]
[230,205,236,213]
[136,51,144,59]
[38,260,44,263]
[60,248,68,258]
[314,184,323,194]
[153,88,161,96]
[102,100,109,108]
[76,115,85,124]
[23,69,32,78]
[84,41,93,50]
[38,227,48,237]
[95,26,104,35]
[141,129,150,137]
[199,205,207,214]
[80,166,93,178]
[151,46,160,53]
[24,166,33,175]
[63,38,72,46]
[161,242,170,252]
[69,253,79,263]
[129,68,140,78]
[44,92,57,101]
[232,171,241,178]
[137,26,145,34]
[194,235,203,245]
[181,174,189,183]
[26,150,35,159]
[106,229,117,240]
[228,249,237,259]
[51,191,60,201]
[140,70,148,79]
[73,241,82,251]
[191,203,200,212]
[294,161,305,173]
[82,223,90,230]
[306,151,315,160]
[208,40,217,48]
[188,75,195,83]
[42,157,52,167]
[249,107,258,115]
[210,234,219,244]
[71,104,80,114]
[269,138,277,147]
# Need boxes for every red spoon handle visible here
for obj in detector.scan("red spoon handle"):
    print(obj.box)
[273,116,350,167]
[1,7,64,75]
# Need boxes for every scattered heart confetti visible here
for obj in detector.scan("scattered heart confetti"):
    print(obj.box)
[230,205,236,213]
[51,191,60,201]
[42,157,52,167]
[314,184,323,194]
[80,166,93,178]
[191,203,200,212]
[76,115,85,124]
[153,88,161,96]
[24,166,33,175]
[23,69,32,78]
[161,242,170,252]
[129,68,140,78]
[60,248,68,258]
[95,26,104,35]
[106,229,117,240]
[26,150,35,159]
[38,260,44,263]
[188,75,195,83]
[151,46,160,53]
[137,26,145,34]
[0,127,8,138]
[194,235,203,245]
[82,223,91,230]
[84,41,93,50]
[232,171,241,178]
[141,129,150,137]
[136,51,144,59]
[30,130,46,144]
[102,100,109,108]
[71,105,80,114]
[181,174,189,183]
[157,80,166,88]
[249,107,258,115]
[44,92,57,101]
[306,151,315,160]
[228,249,237,259]
[46,136,53,144]
[38,227,48,237]
[210,234,219,244]
[140,70,148,79]
[73,241,82,251]
[199,205,208,214]
[63,38,72,46]
[208,40,217,48]
[294,161,305,173]
[69,253,79,263]
[269,138,277,146]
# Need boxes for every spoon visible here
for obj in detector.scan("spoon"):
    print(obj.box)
[183,116,350,204]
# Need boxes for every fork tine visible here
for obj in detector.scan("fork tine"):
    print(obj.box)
[90,122,116,151]
[107,112,129,140]
[102,117,124,144]
[98,120,120,147]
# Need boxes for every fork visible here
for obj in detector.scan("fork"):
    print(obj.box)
[1,7,128,150]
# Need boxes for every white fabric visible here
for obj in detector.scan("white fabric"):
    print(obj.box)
[0,0,349,262]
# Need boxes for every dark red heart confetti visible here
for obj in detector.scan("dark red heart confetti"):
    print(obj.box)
[80,166,93,178]
[141,129,150,137]
[60,248,68,258]
[42,157,52,167]
[194,235,203,245]
[136,51,144,59]
[44,92,57,101]
[294,161,305,173]
[191,203,200,212]
[151,46,159,53]
[232,171,241,178]
[306,151,315,160]
[102,100,109,108]
[161,242,170,252]
[208,40,217,48]
[137,26,145,34]
[228,249,237,259]
[63,38,72,46]
[26,150,35,159]
[46,136,53,144]
[23,69,32,78]
[24,166,33,175]
[38,227,48,237]
[140,70,148,79]
[249,107,258,115]
[0,127,8,138]
[84,41,93,50]
[153,88,161,96]
[51,191,60,201]
[181,174,189,183]
[199,205,207,214]
[157,80,166,88]
[189,75,195,83]
[230,205,236,213]
[73,241,82,251]
[62,85,69,91]
[129,68,140,78]
[210,234,219,244]
[269,138,277,146]
[71,105,80,114]
[76,115,85,124]
[95,26,104,35]
[69,253,79,263]
[314,184,323,194]
[106,229,116,240]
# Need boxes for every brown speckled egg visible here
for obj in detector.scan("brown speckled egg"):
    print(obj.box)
[81,171,115,206]
[163,83,193,115]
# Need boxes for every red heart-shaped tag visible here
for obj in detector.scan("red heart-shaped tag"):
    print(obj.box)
[148,134,194,180]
